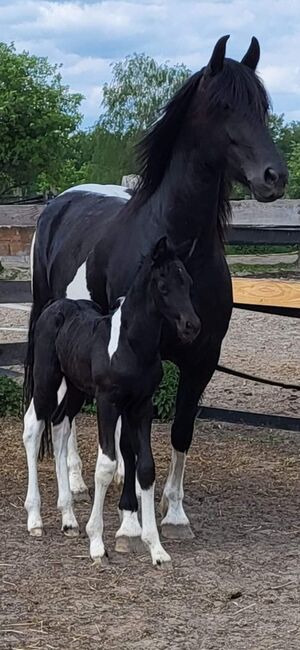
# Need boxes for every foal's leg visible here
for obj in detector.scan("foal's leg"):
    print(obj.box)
[23,400,44,536]
[67,420,89,500]
[161,359,218,540]
[113,415,125,486]
[134,403,171,566]
[52,416,79,536]
[115,415,142,553]
[86,395,117,563]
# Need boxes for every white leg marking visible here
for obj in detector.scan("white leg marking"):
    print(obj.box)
[23,400,44,536]
[116,510,142,539]
[29,231,36,293]
[52,416,79,535]
[141,484,171,566]
[108,298,125,360]
[66,261,91,300]
[67,420,88,496]
[114,416,125,485]
[161,449,190,527]
[86,446,116,562]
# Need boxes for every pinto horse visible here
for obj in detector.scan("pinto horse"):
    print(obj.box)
[25,35,287,541]
[23,237,200,565]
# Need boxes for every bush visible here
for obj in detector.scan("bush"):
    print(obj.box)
[0,376,22,416]
[153,361,179,421]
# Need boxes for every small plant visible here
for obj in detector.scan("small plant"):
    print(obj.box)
[153,361,179,422]
[0,376,22,416]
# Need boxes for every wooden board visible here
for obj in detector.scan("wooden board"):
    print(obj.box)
[233,278,300,309]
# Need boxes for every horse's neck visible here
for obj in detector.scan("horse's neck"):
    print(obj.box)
[121,279,162,364]
[146,147,223,246]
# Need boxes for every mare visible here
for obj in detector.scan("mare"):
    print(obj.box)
[25,35,288,541]
[23,238,200,565]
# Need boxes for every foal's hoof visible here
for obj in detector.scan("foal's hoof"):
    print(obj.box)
[161,523,194,540]
[29,527,43,538]
[62,525,80,538]
[92,551,109,567]
[115,535,144,554]
[72,489,91,503]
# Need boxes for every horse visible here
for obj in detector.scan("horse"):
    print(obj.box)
[25,35,288,541]
[23,237,200,566]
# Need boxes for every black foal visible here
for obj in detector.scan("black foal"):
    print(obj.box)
[23,237,200,565]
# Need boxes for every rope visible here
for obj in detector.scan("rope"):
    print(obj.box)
[216,364,300,391]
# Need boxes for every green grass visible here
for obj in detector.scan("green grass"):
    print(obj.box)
[225,245,298,255]
[230,261,299,276]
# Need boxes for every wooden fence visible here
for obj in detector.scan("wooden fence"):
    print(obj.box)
[1,200,299,431]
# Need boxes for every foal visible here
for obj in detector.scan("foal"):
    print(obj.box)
[23,237,200,566]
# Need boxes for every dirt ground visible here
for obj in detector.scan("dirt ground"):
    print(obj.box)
[1,413,300,650]
[1,297,300,649]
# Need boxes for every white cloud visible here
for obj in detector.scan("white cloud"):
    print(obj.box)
[0,0,299,125]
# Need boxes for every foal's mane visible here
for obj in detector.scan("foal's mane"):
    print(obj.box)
[130,58,270,241]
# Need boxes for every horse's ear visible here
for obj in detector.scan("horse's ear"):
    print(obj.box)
[205,35,230,77]
[241,37,260,70]
[151,236,169,263]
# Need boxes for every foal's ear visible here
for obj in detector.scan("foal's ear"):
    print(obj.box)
[151,236,169,263]
[205,34,230,77]
[241,36,260,70]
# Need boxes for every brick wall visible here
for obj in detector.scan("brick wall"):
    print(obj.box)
[0,225,35,256]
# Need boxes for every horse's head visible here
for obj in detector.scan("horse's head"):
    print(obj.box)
[193,35,288,202]
[150,237,201,344]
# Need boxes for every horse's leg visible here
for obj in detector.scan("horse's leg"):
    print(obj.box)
[113,415,125,486]
[52,416,79,536]
[161,358,218,540]
[67,419,89,501]
[135,401,171,566]
[115,414,142,553]
[86,395,117,563]
[23,399,44,536]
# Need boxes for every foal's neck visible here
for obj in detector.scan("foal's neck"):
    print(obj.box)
[121,269,162,364]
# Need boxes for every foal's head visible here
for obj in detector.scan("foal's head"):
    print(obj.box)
[150,237,200,344]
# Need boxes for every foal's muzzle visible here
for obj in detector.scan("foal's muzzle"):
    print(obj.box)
[176,314,201,344]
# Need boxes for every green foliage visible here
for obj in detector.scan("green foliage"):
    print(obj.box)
[0,42,83,197]
[88,126,135,184]
[153,362,179,422]
[287,141,300,198]
[100,53,191,135]
[0,377,22,416]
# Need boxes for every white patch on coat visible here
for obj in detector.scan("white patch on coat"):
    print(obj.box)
[52,416,78,532]
[23,399,44,534]
[61,183,130,200]
[161,449,190,527]
[57,378,67,405]
[116,510,142,539]
[67,421,88,495]
[86,446,116,561]
[114,416,125,484]
[66,261,91,300]
[30,231,36,293]
[141,483,171,566]
[108,298,125,361]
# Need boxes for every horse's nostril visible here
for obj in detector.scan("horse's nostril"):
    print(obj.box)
[264,167,279,186]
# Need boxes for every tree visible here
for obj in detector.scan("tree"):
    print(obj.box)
[88,126,134,184]
[0,42,83,197]
[100,53,191,135]
[287,141,300,198]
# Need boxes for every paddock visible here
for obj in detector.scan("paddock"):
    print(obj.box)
[1,302,299,649]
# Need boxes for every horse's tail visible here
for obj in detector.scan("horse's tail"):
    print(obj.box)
[23,233,53,460]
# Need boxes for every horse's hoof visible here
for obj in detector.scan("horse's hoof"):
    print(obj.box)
[72,489,91,503]
[62,525,80,538]
[29,527,43,538]
[155,559,173,571]
[92,553,109,567]
[115,535,144,554]
[161,523,194,540]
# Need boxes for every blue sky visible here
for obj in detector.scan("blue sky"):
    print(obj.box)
[0,0,300,128]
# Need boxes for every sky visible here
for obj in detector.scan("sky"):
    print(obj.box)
[0,0,300,128]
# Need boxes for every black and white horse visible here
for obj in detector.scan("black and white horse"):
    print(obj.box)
[25,36,288,540]
[23,238,200,565]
